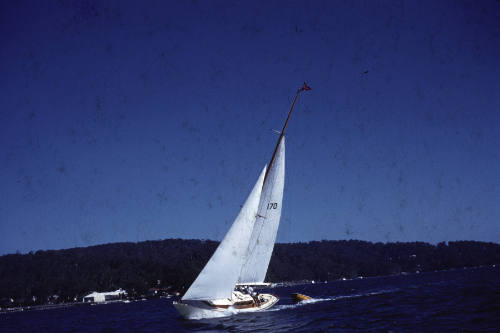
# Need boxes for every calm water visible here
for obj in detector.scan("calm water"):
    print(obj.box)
[2,266,499,332]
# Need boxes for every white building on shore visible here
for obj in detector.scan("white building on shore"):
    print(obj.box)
[83,289,127,303]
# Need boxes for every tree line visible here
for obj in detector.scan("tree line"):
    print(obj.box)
[0,239,498,306]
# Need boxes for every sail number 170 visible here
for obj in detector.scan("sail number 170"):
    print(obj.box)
[267,202,278,210]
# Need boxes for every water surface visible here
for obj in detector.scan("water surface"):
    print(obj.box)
[2,266,498,332]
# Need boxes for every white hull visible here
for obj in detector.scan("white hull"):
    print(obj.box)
[173,293,279,320]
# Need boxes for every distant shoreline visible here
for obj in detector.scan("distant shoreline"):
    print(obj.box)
[1,264,497,313]
[1,239,499,310]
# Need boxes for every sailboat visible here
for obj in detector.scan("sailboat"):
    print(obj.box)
[173,83,311,320]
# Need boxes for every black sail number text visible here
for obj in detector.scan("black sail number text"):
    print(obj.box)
[267,202,278,210]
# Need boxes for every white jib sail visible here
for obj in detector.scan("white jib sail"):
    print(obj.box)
[182,166,267,301]
[238,137,285,284]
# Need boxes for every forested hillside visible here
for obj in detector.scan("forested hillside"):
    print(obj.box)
[1,239,498,306]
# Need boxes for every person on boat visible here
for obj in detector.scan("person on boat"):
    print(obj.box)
[244,286,255,295]
[244,286,261,305]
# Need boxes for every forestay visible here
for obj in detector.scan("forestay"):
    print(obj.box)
[238,137,285,284]
[182,166,266,301]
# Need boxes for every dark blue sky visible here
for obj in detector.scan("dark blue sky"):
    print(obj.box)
[1,1,499,255]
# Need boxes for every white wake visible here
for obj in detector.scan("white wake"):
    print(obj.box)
[268,289,399,312]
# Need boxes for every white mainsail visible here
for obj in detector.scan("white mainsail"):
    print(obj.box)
[182,166,267,301]
[238,137,285,284]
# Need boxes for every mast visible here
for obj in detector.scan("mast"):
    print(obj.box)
[263,82,311,186]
